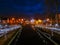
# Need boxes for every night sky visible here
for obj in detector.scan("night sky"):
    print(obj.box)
[0,0,60,16]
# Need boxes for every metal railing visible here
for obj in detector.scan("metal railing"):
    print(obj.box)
[35,27,59,45]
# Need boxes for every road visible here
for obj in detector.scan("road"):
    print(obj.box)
[10,24,59,45]
[15,25,44,45]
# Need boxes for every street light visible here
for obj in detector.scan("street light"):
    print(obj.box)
[30,19,35,23]
[21,19,24,21]
[18,19,20,21]
[35,21,38,25]
[12,18,15,20]
[46,18,50,21]
[38,19,42,23]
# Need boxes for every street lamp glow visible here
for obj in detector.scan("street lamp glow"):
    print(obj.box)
[12,18,15,20]
[18,19,20,21]
[10,20,13,24]
[38,19,42,23]
[35,21,38,24]
[46,18,49,21]
[30,19,35,23]
[21,19,24,21]
[7,18,9,23]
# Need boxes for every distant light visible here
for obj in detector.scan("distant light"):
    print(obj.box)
[30,19,35,23]
[35,21,38,24]
[10,20,13,24]
[12,18,15,20]
[21,19,24,21]
[5,24,8,27]
[38,19,42,23]
[55,24,59,27]
[7,19,9,23]
[46,18,49,21]
[3,20,6,24]
[49,24,52,26]
[16,20,19,22]
[18,19,20,21]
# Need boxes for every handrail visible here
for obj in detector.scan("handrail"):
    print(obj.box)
[36,28,59,45]
[8,27,22,45]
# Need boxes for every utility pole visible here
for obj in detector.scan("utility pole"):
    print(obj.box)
[55,0,58,24]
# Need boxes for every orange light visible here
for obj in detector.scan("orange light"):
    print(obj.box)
[12,18,15,20]
[46,18,49,21]
[38,19,42,23]
[16,20,19,22]
[10,20,13,24]
[18,19,20,21]
[7,19,9,23]
[30,19,35,23]
[21,19,24,21]
[35,21,38,24]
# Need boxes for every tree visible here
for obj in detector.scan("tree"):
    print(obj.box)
[45,0,58,24]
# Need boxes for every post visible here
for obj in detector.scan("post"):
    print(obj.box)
[55,14,58,24]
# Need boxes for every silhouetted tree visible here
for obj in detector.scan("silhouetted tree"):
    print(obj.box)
[45,0,58,24]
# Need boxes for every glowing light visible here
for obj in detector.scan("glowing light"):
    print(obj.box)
[25,20,29,24]
[46,18,49,21]
[3,20,6,24]
[38,19,42,23]
[21,19,24,21]
[30,19,35,23]
[55,24,59,27]
[18,19,20,21]
[7,19,9,23]
[16,20,19,23]
[12,18,15,20]
[10,20,13,24]
[35,21,38,24]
